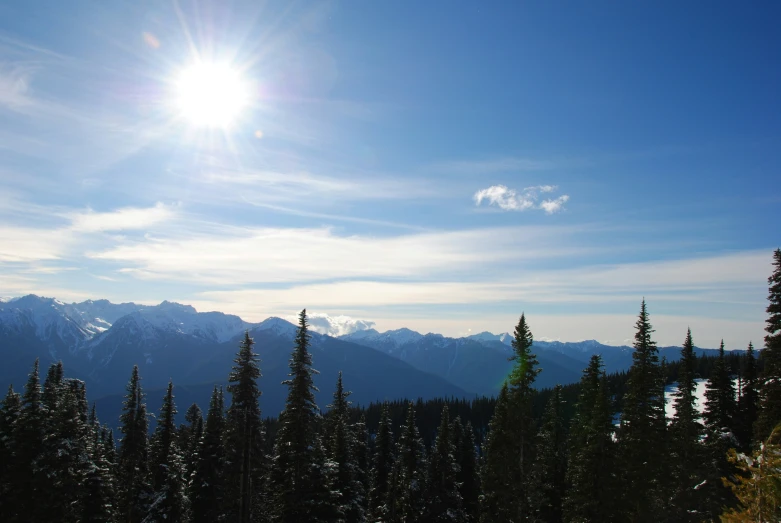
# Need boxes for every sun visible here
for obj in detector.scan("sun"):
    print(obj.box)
[172,62,251,128]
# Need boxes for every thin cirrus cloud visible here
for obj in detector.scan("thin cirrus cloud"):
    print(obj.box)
[68,203,177,233]
[474,184,569,214]
[90,224,583,285]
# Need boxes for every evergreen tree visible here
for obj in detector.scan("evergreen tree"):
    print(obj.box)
[118,365,152,523]
[481,313,540,521]
[225,331,265,522]
[389,402,427,522]
[82,406,117,522]
[10,359,48,522]
[146,381,188,522]
[668,329,707,521]
[368,402,395,521]
[421,405,466,522]
[353,414,370,514]
[268,309,337,522]
[479,384,515,523]
[456,420,479,521]
[563,355,616,522]
[0,385,22,521]
[737,342,759,449]
[702,340,740,516]
[757,248,781,441]
[703,340,736,436]
[327,372,365,523]
[42,379,92,522]
[191,386,226,523]
[531,385,567,523]
[179,403,203,479]
[42,361,64,412]
[617,300,669,520]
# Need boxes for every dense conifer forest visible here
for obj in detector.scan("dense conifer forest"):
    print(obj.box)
[0,248,780,522]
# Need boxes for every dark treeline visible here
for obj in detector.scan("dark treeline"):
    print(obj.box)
[1,249,780,522]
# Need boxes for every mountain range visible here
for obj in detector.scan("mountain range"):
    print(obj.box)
[0,295,723,426]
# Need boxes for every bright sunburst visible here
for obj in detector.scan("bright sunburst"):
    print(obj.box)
[172,62,251,128]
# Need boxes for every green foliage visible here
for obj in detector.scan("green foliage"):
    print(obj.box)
[327,372,365,523]
[269,309,337,522]
[388,402,427,522]
[190,387,226,523]
[421,405,467,522]
[225,331,265,522]
[118,365,152,523]
[0,385,21,521]
[563,355,616,522]
[368,402,395,521]
[531,385,567,523]
[757,248,781,441]
[668,329,709,521]
[616,300,670,521]
[737,342,759,450]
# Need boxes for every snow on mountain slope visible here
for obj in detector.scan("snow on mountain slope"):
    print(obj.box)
[467,331,513,346]
[0,295,252,350]
[256,317,299,339]
[0,295,92,347]
[340,327,424,352]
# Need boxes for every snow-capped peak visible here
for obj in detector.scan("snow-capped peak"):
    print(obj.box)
[257,317,298,338]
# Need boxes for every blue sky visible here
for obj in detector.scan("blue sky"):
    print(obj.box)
[0,0,779,346]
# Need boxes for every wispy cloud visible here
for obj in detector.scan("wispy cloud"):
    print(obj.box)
[0,65,33,110]
[68,203,178,232]
[189,249,769,314]
[474,184,570,214]
[0,225,73,262]
[89,224,584,285]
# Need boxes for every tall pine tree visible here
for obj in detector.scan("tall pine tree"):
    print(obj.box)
[737,342,759,449]
[118,365,152,523]
[369,402,395,521]
[225,331,265,522]
[481,313,540,521]
[563,355,616,522]
[41,379,92,521]
[327,372,365,523]
[269,309,336,522]
[421,405,467,522]
[617,300,669,520]
[0,385,21,521]
[668,329,708,521]
[82,403,117,522]
[10,359,48,522]
[147,381,188,522]
[703,340,736,436]
[756,248,781,441]
[190,386,226,523]
[531,384,567,523]
[480,384,515,523]
[388,401,427,522]
[456,420,479,521]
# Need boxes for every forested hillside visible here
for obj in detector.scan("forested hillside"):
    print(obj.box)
[1,249,780,522]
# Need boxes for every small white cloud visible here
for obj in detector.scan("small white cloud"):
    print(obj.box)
[69,202,176,232]
[540,195,570,214]
[474,184,569,213]
[288,312,376,336]
[474,185,535,211]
